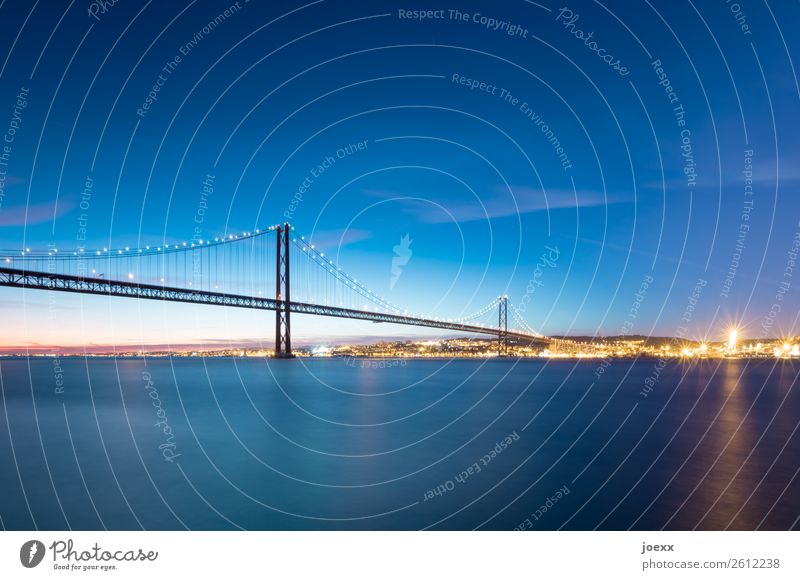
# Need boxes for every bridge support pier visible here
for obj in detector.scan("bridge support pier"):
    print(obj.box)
[275,222,294,358]
[498,295,508,357]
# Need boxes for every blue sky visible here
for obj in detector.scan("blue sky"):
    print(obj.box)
[0,0,799,349]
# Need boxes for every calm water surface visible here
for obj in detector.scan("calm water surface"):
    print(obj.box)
[1,357,798,530]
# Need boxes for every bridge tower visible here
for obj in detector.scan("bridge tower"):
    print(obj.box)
[498,295,508,357]
[275,223,294,358]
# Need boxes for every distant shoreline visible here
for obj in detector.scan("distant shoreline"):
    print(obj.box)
[0,354,793,362]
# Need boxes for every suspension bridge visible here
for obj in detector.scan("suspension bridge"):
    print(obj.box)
[0,223,548,357]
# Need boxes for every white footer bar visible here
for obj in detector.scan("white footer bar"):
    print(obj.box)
[1,531,796,579]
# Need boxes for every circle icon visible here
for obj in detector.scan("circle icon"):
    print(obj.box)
[19,540,45,568]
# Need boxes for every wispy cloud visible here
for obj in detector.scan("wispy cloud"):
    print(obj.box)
[364,186,624,224]
[640,154,799,192]
[308,228,373,249]
[0,199,74,226]
[1,174,26,187]
[0,299,77,310]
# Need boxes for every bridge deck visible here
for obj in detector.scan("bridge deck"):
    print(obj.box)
[0,267,543,342]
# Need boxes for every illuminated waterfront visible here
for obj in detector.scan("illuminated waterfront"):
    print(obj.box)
[11,333,793,360]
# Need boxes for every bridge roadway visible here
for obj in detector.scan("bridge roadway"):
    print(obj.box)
[0,267,544,343]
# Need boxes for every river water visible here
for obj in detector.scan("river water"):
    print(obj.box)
[0,357,798,530]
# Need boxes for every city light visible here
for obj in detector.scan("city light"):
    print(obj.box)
[728,329,738,351]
